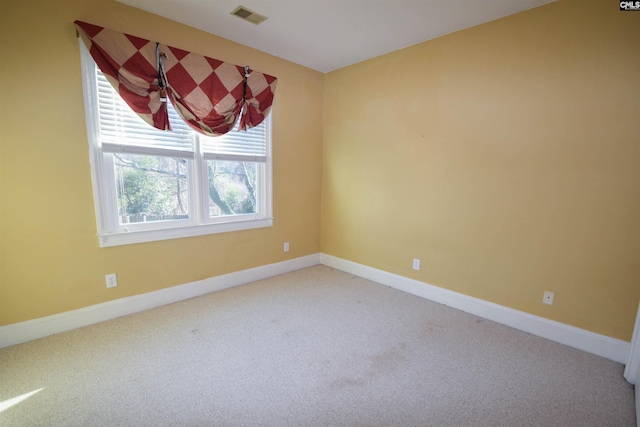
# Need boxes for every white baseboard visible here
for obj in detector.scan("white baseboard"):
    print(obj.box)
[1,252,631,366]
[0,254,321,349]
[320,254,630,364]
[624,303,640,383]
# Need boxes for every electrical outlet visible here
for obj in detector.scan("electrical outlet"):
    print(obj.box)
[412,259,420,271]
[543,291,554,305]
[105,273,118,288]
[284,242,289,252]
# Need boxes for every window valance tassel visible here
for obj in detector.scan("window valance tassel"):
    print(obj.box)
[156,43,168,103]
[241,65,250,116]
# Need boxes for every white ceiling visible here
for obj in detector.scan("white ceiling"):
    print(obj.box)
[116,0,555,73]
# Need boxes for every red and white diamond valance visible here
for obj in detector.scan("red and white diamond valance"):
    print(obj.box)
[75,21,277,136]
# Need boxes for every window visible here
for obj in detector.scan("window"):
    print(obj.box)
[80,42,272,247]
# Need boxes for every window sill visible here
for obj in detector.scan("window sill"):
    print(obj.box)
[97,217,273,247]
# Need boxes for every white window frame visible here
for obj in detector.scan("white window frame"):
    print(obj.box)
[79,40,273,247]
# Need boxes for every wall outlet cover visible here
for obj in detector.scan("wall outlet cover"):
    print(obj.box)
[106,273,118,288]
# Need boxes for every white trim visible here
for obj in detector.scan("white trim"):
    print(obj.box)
[624,302,640,383]
[0,254,321,349]
[98,217,274,247]
[102,142,195,159]
[80,38,109,235]
[203,153,266,162]
[320,254,631,364]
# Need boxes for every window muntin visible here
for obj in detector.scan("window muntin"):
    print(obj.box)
[80,41,272,247]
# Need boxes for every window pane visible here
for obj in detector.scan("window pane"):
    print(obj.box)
[114,154,190,224]
[207,160,257,217]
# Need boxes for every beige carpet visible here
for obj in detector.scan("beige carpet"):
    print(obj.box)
[0,265,635,426]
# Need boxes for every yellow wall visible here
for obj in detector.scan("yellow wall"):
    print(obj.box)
[0,0,323,325]
[322,0,640,341]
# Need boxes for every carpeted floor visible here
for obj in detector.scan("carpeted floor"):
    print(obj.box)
[0,265,635,426]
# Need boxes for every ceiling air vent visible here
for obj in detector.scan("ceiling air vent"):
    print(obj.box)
[230,6,268,25]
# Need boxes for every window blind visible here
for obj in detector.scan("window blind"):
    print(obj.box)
[97,70,194,157]
[96,68,267,162]
[200,118,267,162]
